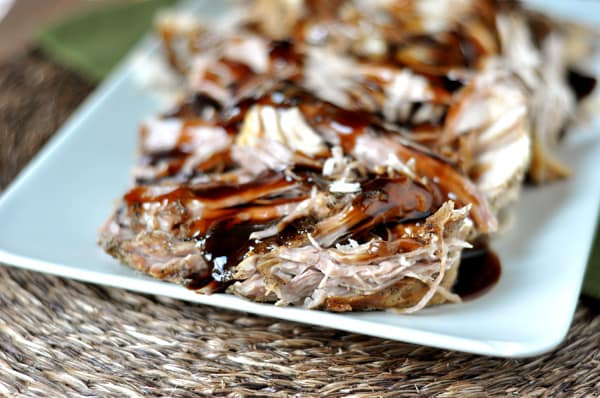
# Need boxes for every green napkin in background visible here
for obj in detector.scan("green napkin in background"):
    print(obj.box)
[38,0,176,82]
[36,0,600,299]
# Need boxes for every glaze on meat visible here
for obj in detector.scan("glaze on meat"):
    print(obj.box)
[99,0,596,312]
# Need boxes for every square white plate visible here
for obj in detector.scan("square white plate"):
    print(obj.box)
[1,0,599,358]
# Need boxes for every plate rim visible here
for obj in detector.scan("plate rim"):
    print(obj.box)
[0,248,568,358]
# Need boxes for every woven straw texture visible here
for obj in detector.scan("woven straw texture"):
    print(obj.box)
[0,50,599,398]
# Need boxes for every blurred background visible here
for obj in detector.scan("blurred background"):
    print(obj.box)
[0,0,119,60]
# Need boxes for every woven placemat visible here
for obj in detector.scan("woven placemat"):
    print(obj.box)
[0,50,599,398]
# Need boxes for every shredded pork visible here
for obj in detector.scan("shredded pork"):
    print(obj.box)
[99,0,596,312]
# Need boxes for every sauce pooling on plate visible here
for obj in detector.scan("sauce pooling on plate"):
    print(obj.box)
[454,244,501,299]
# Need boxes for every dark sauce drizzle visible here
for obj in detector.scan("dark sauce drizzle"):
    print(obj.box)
[454,243,501,299]
[127,35,506,293]
[567,68,597,102]
[128,82,487,292]
[163,93,222,119]
[125,170,442,292]
[133,1,590,301]
[269,40,302,65]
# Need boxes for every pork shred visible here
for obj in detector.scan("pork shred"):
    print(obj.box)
[99,0,595,312]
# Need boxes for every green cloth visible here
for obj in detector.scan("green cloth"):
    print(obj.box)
[35,1,600,299]
[38,0,177,82]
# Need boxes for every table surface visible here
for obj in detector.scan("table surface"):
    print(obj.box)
[0,10,599,398]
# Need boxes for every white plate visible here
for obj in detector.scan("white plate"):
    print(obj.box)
[0,0,599,358]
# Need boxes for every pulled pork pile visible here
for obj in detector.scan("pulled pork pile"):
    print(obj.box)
[99,0,596,312]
